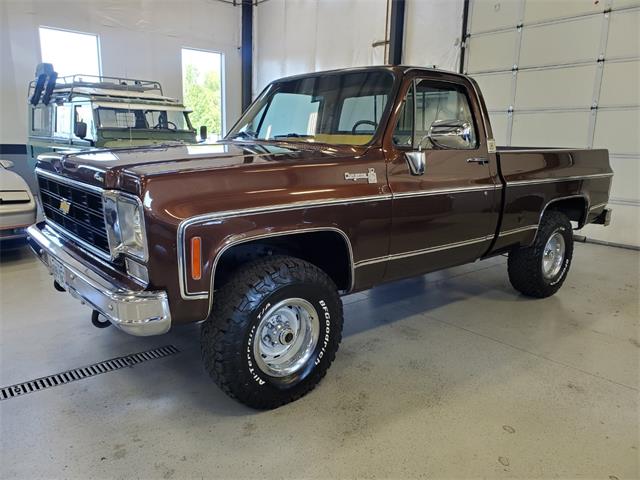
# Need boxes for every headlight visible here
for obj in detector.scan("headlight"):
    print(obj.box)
[103,191,148,261]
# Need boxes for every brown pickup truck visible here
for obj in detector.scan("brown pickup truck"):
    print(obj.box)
[28,66,613,409]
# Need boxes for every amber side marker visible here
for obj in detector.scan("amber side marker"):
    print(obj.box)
[191,236,202,280]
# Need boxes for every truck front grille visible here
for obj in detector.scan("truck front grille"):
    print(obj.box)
[37,174,110,255]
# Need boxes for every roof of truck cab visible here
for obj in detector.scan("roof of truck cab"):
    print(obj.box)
[270,65,467,83]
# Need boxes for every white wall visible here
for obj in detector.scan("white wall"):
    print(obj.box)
[253,0,464,93]
[0,0,242,145]
[404,0,464,71]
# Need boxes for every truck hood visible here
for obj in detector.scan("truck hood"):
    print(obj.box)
[35,141,358,194]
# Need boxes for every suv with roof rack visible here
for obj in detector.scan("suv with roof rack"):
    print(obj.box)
[26,63,202,172]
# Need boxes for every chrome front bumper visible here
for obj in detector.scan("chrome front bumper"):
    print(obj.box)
[27,224,171,336]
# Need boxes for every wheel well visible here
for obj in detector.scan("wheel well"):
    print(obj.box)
[544,197,588,227]
[213,231,352,292]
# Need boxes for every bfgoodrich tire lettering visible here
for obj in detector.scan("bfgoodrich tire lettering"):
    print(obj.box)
[507,211,574,298]
[201,255,343,409]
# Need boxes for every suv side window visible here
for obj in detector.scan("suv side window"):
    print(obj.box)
[53,104,72,139]
[74,104,95,140]
[393,80,477,150]
[31,105,52,136]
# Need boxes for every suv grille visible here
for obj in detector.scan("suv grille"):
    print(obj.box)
[37,174,110,255]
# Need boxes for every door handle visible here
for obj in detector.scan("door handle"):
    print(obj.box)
[466,157,489,165]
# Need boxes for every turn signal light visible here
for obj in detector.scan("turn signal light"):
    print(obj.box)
[191,236,202,281]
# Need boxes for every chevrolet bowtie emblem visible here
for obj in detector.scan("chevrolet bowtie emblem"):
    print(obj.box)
[59,198,71,215]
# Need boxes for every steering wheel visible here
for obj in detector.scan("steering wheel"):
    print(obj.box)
[351,120,377,134]
[153,121,178,130]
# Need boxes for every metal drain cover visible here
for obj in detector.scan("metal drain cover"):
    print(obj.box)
[0,345,179,401]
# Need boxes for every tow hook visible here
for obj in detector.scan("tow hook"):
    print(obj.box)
[91,310,112,329]
[53,280,66,292]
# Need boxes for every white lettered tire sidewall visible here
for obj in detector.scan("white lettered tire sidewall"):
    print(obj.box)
[243,282,340,394]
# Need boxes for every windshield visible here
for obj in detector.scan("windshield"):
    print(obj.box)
[227,70,395,146]
[96,107,191,131]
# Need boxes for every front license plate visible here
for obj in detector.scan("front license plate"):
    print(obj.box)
[50,256,66,286]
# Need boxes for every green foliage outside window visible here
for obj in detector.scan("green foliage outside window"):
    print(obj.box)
[183,64,222,139]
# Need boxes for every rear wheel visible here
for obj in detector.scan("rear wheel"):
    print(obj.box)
[201,255,343,409]
[508,211,574,298]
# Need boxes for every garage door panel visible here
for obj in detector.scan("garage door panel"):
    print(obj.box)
[469,0,520,33]
[593,109,640,155]
[472,72,513,110]
[599,60,640,107]
[519,16,601,67]
[467,30,517,73]
[608,156,640,201]
[511,111,590,147]
[523,0,604,25]
[515,64,596,109]
[606,8,640,59]
[488,112,509,145]
[611,0,640,11]
[581,203,640,246]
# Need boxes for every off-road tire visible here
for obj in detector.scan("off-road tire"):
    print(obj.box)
[508,211,574,298]
[201,255,343,409]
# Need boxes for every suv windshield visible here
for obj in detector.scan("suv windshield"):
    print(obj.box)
[227,70,395,146]
[96,107,191,131]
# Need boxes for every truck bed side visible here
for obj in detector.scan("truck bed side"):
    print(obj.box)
[487,147,612,254]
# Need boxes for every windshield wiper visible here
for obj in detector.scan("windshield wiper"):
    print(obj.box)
[273,133,313,139]
[228,130,257,140]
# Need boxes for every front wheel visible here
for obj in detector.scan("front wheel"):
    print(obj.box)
[508,211,574,298]
[201,255,343,409]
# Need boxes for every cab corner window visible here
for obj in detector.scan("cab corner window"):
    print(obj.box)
[393,80,478,150]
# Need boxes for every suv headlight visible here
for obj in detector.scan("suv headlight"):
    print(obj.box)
[103,191,148,261]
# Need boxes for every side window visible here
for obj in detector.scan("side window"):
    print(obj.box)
[31,105,52,135]
[393,80,477,150]
[54,104,72,138]
[338,94,387,133]
[74,104,95,140]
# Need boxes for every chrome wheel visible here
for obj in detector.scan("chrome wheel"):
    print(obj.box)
[253,298,320,377]
[542,231,566,280]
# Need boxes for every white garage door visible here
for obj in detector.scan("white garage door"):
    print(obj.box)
[464,0,640,247]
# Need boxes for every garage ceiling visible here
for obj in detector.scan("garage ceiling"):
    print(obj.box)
[464,0,640,247]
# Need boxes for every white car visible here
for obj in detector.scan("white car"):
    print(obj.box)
[0,160,37,242]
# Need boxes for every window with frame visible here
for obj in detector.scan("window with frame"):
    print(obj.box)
[39,27,101,78]
[74,104,95,140]
[393,80,477,150]
[31,105,52,135]
[54,104,72,138]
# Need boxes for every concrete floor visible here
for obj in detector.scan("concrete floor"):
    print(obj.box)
[0,242,638,479]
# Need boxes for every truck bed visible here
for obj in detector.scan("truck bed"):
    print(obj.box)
[489,147,612,253]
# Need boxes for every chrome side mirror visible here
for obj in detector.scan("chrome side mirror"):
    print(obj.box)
[428,119,474,150]
[405,151,425,176]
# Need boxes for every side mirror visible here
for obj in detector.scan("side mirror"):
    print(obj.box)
[405,151,425,176]
[74,121,88,139]
[428,119,474,150]
[0,159,15,169]
[199,125,208,142]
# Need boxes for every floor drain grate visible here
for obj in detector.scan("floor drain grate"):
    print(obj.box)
[0,345,179,401]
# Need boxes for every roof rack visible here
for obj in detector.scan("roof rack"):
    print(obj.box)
[28,63,164,106]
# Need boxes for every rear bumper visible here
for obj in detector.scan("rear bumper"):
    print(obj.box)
[27,223,171,336]
[593,207,612,226]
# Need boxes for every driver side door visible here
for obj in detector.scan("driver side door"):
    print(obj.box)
[383,75,500,281]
